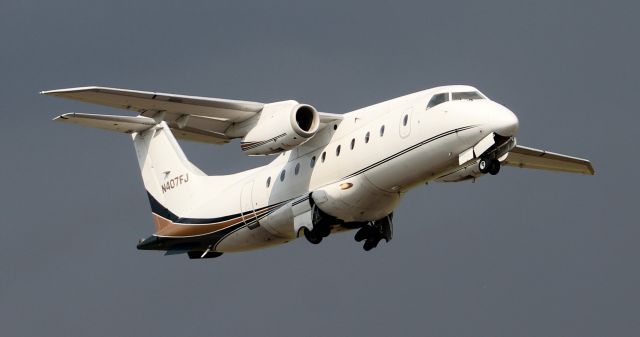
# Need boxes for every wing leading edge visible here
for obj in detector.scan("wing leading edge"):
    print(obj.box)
[504,145,595,175]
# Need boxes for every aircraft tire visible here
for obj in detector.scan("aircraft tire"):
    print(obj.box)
[303,227,323,244]
[363,238,379,251]
[489,159,501,175]
[478,158,491,174]
[318,224,331,238]
[354,226,369,242]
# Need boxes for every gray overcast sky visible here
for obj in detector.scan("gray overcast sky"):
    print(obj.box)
[1,1,638,336]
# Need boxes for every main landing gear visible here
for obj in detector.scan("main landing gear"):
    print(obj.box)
[478,157,501,175]
[354,214,393,251]
[303,205,335,245]
[302,205,394,252]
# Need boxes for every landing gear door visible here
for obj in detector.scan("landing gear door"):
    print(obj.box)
[399,107,412,138]
[240,181,258,229]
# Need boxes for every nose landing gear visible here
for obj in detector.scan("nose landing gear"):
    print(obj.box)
[479,157,501,175]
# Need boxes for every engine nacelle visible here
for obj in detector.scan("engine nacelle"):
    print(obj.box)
[231,100,320,155]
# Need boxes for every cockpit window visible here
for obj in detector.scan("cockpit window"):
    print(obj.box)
[427,93,449,109]
[451,91,484,101]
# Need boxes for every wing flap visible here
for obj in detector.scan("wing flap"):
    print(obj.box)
[504,145,595,175]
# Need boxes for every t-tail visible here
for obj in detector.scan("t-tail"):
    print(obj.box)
[53,113,208,238]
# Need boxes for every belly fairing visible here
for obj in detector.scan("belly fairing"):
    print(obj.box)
[311,174,400,222]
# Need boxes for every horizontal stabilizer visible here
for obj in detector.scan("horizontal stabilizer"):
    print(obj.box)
[504,145,595,175]
[53,113,157,133]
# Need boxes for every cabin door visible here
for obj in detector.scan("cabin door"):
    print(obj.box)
[240,180,257,229]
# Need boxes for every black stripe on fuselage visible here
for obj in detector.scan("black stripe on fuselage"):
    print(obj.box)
[340,125,478,180]
[292,196,309,206]
[147,192,289,225]
[142,199,287,251]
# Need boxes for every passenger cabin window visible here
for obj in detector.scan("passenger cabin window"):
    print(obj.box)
[321,152,326,163]
[336,145,341,156]
[427,93,449,109]
[310,156,316,168]
[280,170,286,181]
[365,132,370,143]
[350,138,355,150]
[266,177,271,187]
[403,114,408,126]
[452,91,484,101]
[380,125,385,137]
[295,163,300,175]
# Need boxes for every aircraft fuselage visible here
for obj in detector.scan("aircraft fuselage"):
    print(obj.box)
[139,85,519,253]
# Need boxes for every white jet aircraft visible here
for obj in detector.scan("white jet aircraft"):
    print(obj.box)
[44,85,594,259]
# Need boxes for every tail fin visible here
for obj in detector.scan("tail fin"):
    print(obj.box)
[54,113,209,219]
[55,112,226,242]
[132,121,208,218]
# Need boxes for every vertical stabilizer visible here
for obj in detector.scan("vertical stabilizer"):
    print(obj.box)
[133,122,207,219]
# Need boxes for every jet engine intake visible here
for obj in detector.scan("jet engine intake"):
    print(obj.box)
[233,100,320,155]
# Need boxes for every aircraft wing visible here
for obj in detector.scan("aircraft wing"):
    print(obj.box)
[43,86,342,144]
[504,145,595,175]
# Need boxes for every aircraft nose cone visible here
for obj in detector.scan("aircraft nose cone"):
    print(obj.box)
[492,104,519,137]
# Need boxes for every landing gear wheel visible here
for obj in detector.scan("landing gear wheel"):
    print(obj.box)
[318,224,331,238]
[478,158,491,174]
[303,227,323,244]
[488,159,501,175]
[354,226,370,242]
[363,238,380,251]
[310,204,336,240]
